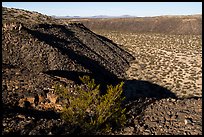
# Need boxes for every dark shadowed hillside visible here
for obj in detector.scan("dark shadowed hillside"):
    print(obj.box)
[2,7,135,83]
[64,15,202,35]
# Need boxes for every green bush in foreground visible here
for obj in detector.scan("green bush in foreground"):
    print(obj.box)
[54,76,126,134]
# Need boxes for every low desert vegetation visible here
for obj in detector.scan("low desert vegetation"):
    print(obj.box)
[54,75,126,135]
[95,31,201,98]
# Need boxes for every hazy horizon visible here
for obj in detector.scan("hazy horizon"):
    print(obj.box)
[2,2,202,17]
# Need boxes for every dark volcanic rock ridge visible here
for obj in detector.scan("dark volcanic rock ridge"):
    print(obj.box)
[2,6,135,108]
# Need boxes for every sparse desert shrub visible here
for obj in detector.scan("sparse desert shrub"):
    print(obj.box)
[54,76,126,135]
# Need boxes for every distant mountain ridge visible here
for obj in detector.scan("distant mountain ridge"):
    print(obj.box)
[52,14,201,19]
[52,15,137,19]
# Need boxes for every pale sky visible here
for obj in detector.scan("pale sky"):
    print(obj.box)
[2,2,202,17]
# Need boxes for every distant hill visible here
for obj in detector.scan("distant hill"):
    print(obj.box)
[62,14,202,35]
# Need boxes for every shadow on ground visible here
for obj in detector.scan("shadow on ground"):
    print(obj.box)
[3,23,178,135]
[122,79,177,102]
[2,103,65,135]
[3,103,60,120]
[23,23,177,117]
